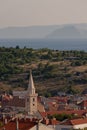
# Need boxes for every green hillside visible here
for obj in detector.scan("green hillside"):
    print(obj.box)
[0,46,87,96]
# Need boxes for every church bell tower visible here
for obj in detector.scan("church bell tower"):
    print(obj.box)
[25,70,38,115]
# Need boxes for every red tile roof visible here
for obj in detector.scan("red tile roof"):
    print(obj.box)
[60,118,87,125]
[0,118,37,130]
[2,96,25,107]
[49,118,60,125]
[42,118,60,125]
[79,100,87,107]
[40,110,87,118]
[47,102,58,111]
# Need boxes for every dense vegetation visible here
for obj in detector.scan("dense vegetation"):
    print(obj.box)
[0,46,87,96]
[47,113,78,121]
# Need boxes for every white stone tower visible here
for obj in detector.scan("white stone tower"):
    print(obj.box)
[25,70,38,115]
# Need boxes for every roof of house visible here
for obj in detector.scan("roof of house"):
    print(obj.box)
[49,96,68,103]
[47,102,58,111]
[40,110,87,118]
[60,118,87,125]
[0,118,37,130]
[79,100,87,107]
[49,118,60,125]
[2,96,25,108]
[42,118,60,125]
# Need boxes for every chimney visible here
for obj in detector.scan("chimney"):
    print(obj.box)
[4,118,7,124]
[24,116,26,121]
[30,118,32,122]
[36,120,40,130]
[50,118,56,128]
[16,118,19,130]
[3,114,5,121]
[43,118,49,125]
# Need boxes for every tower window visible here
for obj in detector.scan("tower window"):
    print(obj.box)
[33,98,35,102]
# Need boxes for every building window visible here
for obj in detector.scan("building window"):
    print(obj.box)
[33,104,35,106]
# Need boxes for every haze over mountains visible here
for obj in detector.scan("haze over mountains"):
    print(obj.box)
[0,24,87,39]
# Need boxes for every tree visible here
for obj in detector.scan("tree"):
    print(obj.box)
[15,45,20,49]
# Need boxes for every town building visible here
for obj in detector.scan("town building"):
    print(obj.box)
[0,118,55,130]
[58,117,87,130]
[25,70,38,115]
[2,71,45,116]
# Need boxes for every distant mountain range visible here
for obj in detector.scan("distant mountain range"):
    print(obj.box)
[1,24,87,39]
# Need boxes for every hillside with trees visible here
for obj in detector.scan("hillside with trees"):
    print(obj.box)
[0,46,87,96]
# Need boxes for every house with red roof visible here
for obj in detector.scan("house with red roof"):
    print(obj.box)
[78,100,87,110]
[2,71,45,115]
[40,109,87,119]
[57,117,87,130]
[0,118,55,130]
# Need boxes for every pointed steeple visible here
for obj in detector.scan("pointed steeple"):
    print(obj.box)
[27,70,35,95]
[26,70,38,114]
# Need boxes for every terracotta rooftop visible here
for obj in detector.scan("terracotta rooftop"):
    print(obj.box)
[40,110,87,118]
[2,96,25,107]
[42,118,60,125]
[0,118,37,130]
[60,118,87,125]
[79,100,87,107]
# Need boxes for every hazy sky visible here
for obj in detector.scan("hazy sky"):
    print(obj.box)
[0,0,87,28]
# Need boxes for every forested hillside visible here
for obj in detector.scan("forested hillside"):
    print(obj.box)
[0,46,87,96]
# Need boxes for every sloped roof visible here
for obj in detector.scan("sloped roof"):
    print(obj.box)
[2,96,25,107]
[40,110,87,118]
[0,118,37,130]
[79,100,87,107]
[60,118,87,125]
